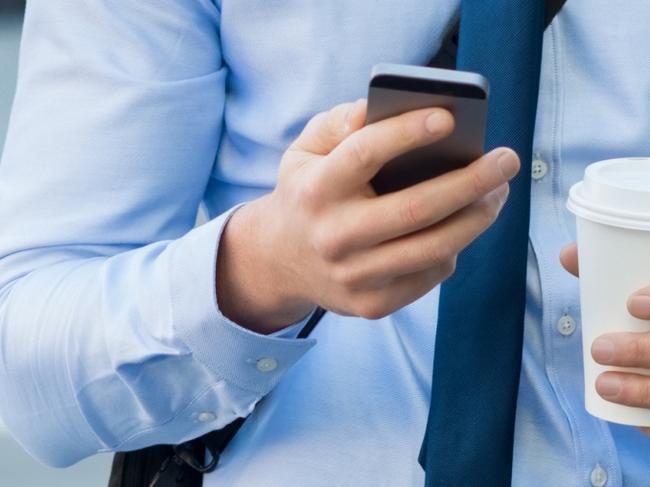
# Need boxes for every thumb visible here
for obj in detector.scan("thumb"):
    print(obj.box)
[290,99,367,155]
[560,243,579,277]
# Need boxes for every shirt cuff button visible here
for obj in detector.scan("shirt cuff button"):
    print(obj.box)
[198,411,217,422]
[256,357,278,373]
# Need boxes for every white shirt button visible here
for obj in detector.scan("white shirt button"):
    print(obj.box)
[590,464,608,487]
[531,158,549,180]
[197,411,217,423]
[557,314,576,336]
[256,357,278,373]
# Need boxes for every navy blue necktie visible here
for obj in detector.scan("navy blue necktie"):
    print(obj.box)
[420,2,546,486]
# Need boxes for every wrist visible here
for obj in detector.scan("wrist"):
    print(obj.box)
[216,197,314,334]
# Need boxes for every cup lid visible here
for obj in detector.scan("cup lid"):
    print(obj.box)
[567,157,650,231]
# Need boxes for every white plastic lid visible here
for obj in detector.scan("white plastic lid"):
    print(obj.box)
[567,157,650,231]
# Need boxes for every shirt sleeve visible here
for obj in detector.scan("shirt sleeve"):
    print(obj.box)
[0,0,315,467]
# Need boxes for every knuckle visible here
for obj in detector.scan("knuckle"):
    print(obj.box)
[304,111,327,135]
[312,110,329,124]
[395,119,418,147]
[422,237,455,266]
[625,338,646,364]
[628,379,650,407]
[331,263,363,289]
[349,134,374,169]
[640,381,650,406]
[637,335,650,364]
[297,176,325,212]
[617,381,633,404]
[354,297,389,321]
[399,196,426,227]
[477,195,501,226]
[439,257,457,280]
[326,105,345,137]
[469,169,490,200]
[312,227,345,261]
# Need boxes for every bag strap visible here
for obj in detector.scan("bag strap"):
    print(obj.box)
[545,0,568,28]
[108,444,205,487]
[108,2,568,485]
[199,307,327,464]
[192,307,327,468]
[108,307,327,487]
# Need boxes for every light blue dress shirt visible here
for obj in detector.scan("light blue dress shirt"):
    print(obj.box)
[0,0,649,485]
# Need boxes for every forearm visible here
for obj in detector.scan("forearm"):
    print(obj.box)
[0,213,316,467]
[0,0,320,468]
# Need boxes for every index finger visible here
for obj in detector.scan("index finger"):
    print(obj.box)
[335,148,518,248]
[318,107,455,194]
[289,99,367,155]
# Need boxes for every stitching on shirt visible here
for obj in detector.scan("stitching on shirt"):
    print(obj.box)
[537,22,584,486]
[547,16,622,487]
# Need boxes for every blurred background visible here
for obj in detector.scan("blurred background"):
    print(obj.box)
[1,2,113,485]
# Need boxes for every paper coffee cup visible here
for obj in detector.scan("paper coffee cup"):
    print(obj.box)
[567,157,650,426]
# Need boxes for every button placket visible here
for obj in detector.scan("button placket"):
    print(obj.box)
[529,144,620,485]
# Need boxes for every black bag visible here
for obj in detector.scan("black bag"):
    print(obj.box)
[108,2,567,484]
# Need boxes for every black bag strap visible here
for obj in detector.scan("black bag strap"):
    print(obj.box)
[545,0,568,28]
[108,307,327,487]
[108,444,204,487]
[108,1,568,485]
[198,307,327,465]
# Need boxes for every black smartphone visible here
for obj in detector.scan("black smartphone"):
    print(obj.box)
[367,63,489,195]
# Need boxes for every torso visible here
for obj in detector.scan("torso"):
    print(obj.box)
[204,1,650,485]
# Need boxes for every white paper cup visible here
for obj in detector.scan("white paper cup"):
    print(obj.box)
[567,157,650,426]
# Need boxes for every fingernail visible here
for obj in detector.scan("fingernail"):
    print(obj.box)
[495,149,519,180]
[592,337,615,363]
[494,184,510,208]
[343,106,353,133]
[597,375,622,399]
[425,110,447,134]
[629,295,650,319]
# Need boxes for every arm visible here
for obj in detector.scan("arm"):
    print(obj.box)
[0,0,314,466]
[0,0,520,468]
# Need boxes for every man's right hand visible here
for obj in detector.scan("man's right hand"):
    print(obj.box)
[217,100,520,334]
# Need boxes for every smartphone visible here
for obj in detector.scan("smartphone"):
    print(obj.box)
[367,63,489,195]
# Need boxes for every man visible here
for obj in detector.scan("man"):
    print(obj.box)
[0,1,649,486]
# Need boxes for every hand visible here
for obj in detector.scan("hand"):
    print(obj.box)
[561,243,650,434]
[218,99,520,334]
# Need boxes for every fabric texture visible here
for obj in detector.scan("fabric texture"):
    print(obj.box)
[1,2,650,486]
[421,1,546,485]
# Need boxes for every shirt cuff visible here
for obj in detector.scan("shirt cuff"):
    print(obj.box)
[269,312,315,339]
[168,205,317,397]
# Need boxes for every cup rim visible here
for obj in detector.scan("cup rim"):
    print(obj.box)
[568,181,650,231]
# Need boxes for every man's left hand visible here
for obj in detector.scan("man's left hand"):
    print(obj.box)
[561,243,650,435]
